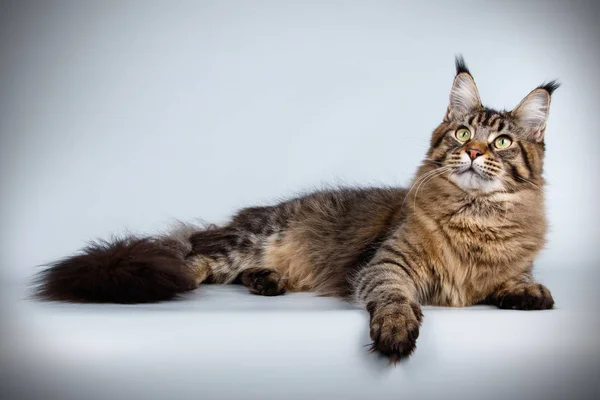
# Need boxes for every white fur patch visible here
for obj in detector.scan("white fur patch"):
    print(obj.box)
[449,154,504,192]
[449,171,504,192]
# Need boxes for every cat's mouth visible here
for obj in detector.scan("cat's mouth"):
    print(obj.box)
[454,163,494,181]
[454,165,487,180]
[449,166,502,192]
[466,165,489,178]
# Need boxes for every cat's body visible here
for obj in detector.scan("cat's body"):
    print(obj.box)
[35,57,557,361]
[193,186,407,297]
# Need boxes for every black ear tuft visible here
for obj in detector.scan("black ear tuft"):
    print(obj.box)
[455,55,471,75]
[537,80,561,95]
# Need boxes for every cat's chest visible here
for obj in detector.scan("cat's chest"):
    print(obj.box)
[428,201,542,305]
[442,211,518,258]
[440,196,541,251]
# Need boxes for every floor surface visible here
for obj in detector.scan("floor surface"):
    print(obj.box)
[2,268,599,400]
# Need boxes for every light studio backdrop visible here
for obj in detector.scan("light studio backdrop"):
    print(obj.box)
[1,1,599,400]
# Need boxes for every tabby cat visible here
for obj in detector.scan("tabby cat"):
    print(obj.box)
[35,57,557,361]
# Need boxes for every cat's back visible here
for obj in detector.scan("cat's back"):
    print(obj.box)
[233,186,408,232]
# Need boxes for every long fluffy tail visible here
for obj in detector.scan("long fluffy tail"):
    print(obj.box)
[33,226,200,304]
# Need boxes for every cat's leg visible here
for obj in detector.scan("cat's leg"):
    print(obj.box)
[353,245,423,362]
[186,253,288,296]
[186,255,214,288]
[485,273,554,310]
[237,267,287,296]
[187,226,287,296]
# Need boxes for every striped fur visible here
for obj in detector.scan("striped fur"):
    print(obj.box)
[34,57,557,362]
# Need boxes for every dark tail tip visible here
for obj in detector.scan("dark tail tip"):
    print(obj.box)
[33,237,196,304]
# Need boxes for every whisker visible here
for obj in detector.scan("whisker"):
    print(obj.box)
[413,167,453,213]
[399,167,451,212]
[446,162,468,168]
[515,176,544,192]
[423,158,444,166]
[482,162,502,173]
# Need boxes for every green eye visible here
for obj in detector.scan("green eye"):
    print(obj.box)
[455,128,471,142]
[494,135,512,149]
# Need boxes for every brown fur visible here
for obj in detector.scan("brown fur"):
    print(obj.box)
[33,56,557,361]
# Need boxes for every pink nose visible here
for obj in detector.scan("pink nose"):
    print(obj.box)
[467,148,483,160]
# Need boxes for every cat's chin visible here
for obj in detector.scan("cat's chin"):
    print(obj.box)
[449,170,503,193]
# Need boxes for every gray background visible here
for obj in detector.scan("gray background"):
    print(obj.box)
[1,1,599,400]
[1,0,598,279]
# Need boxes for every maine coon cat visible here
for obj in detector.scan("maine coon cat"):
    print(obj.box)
[35,57,557,361]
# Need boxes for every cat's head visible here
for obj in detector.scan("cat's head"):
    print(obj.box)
[426,56,558,193]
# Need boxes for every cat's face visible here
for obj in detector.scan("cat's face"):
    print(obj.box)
[426,57,558,193]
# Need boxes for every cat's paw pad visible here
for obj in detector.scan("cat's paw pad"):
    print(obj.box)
[240,268,286,296]
[368,301,423,363]
[497,283,554,310]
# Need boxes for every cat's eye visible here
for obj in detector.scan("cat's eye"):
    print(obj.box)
[455,128,471,142]
[494,135,512,149]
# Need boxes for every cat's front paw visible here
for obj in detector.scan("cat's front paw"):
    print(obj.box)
[368,301,423,363]
[497,283,554,310]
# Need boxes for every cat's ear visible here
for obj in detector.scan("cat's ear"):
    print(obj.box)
[511,81,559,142]
[445,56,482,121]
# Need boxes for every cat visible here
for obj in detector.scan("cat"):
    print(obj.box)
[34,56,557,362]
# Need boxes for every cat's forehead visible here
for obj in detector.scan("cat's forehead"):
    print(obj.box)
[456,108,516,138]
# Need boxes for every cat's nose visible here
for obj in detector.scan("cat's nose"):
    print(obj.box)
[467,148,484,160]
